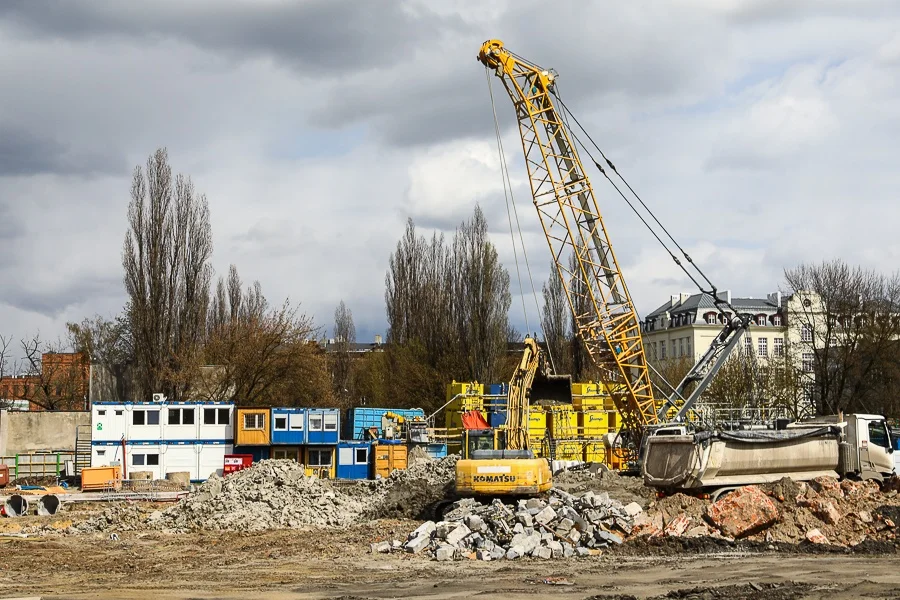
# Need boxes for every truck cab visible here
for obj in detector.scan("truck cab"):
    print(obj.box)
[844,414,894,479]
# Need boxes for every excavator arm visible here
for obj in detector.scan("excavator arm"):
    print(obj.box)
[505,337,541,450]
[478,40,657,440]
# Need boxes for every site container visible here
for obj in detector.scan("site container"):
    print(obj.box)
[584,441,608,464]
[488,410,507,429]
[483,383,508,411]
[579,410,617,436]
[372,442,407,478]
[93,401,234,444]
[306,409,340,444]
[527,406,547,439]
[271,408,307,445]
[345,407,427,440]
[92,403,128,441]
[336,441,371,480]
[419,443,447,459]
[233,445,270,462]
[235,408,270,446]
[224,454,253,475]
[271,446,302,461]
[445,382,486,431]
[196,403,234,442]
[303,446,336,479]
[81,465,121,491]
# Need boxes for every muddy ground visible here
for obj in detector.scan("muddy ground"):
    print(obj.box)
[3,517,900,599]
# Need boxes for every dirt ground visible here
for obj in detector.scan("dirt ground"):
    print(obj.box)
[3,518,900,599]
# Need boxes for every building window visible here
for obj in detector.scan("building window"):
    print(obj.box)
[686,338,691,356]
[324,413,338,432]
[669,340,675,357]
[354,448,368,464]
[802,352,814,372]
[660,343,667,359]
[274,416,288,431]
[744,335,752,354]
[243,413,264,430]
[758,337,768,357]
[772,315,782,326]
[773,338,784,357]
[204,408,230,426]
[801,325,813,343]
[309,414,323,431]
[168,408,195,425]
[705,312,716,324]
[133,409,160,426]
[755,315,766,326]
[678,338,684,357]
[132,453,159,467]
[307,449,332,467]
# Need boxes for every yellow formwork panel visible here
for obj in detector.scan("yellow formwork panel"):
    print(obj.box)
[584,442,607,464]
[554,441,583,461]
[527,406,546,439]
[446,381,484,403]
[548,406,579,438]
[579,410,618,437]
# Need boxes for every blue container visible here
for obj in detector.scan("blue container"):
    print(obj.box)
[233,445,270,462]
[336,441,371,479]
[423,443,447,459]
[345,407,426,440]
[307,408,341,444]
[271,408,307,445]
[488,410,507,428]
[485,383,509,396]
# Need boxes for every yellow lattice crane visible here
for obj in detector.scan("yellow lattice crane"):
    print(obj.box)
[478,40,657,444]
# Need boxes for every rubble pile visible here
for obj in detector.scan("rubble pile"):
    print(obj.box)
[360,454,459,519]
[384,487,642,561]
[635,476,900,548]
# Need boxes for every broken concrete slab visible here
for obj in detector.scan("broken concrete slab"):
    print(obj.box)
[704,486,779,539]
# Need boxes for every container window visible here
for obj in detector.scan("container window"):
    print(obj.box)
[182,409,195,425]
[354,448,368,464]
[96,450,106,457]
[204,408,216,425]
[115,410,123,416]
[147,454,159,466]
[132,454,145,466]
[308,449,332,467]
[147,410,160,425]
[169,409,182,425]
[133,411,145,425]
[289,413,304,430]
[309,415,323,431]
[98,410,106,416]
[274,417,288,431]
[217,408,230,425]
[243,413,264,430]
[324,414,338,431]
[273,448,298,461]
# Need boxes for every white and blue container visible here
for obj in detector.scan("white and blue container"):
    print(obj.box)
[271,408,307,445]
[306,408,340,444]
[336,441,371,479]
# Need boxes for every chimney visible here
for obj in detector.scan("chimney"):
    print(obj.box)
[717,289,731,304]
[767,291,782,307]
[374,335,383,345]
[670,294,680,308]
[680,292,691,305]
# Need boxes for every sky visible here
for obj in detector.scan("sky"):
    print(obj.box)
[2,0,900,354]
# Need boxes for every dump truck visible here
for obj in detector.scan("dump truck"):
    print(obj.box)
[642,414,895,499]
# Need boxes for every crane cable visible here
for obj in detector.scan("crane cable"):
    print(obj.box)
[551,87,741,317]
[485,67,558,374]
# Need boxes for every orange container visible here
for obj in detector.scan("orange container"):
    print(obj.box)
[81,465,122,491]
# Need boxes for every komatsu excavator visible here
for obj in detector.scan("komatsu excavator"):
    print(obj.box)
[453,338,553,498]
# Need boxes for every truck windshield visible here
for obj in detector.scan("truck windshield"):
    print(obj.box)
[869,420,889,448]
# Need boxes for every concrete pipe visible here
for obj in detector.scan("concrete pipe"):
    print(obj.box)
[36,494,61,516]
[4,494,29,517]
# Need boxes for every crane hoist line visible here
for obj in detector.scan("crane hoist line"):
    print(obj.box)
[477,39,657,440]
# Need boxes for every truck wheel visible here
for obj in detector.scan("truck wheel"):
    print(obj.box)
[709,487,740,503]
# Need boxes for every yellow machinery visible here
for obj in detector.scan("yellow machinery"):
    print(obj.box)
[454,339,552,498]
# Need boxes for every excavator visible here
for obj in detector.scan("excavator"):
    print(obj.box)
[476,40,753,468]
[454,338,553,497]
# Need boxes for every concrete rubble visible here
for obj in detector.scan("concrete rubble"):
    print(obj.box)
[390,487,639,561]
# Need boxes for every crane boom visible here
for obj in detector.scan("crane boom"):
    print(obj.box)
[478,40,657,439]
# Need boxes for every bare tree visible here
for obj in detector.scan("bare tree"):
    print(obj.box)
[0,334,14,409]
[15,334,89,410]
[123,148,213,401]
[332,300,356,405]
[452,205,511,383]
[541,261,572,375]
[784,260,900,415]
[67,314,134,402]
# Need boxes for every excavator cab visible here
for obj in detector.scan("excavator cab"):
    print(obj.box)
[463,428,507,459]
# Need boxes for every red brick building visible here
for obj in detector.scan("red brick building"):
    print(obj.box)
[0,352,89,411]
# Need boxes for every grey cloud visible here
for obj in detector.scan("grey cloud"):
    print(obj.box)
[0,0,467,75]
[0,275,122,319]
[0,125,126,177]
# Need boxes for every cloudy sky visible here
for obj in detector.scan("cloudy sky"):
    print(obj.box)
[2,0,900,353]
